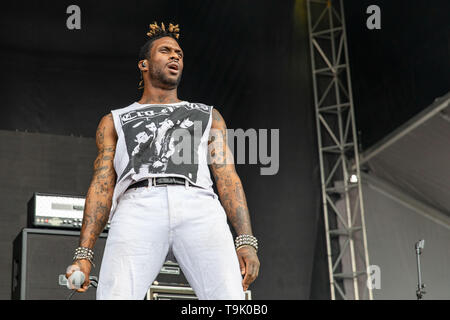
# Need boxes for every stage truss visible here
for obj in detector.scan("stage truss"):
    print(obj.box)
[306,0,373,300]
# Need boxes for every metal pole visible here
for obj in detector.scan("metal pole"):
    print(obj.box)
[306,0,373,299]
[307,0,336,300]
[415,240,426,300]
[339,0,373,300]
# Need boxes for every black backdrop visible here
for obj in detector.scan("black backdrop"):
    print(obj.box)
[345,0,450,149]
[0,0,327,299]
[2,0,448,148]
[0,1,314,137]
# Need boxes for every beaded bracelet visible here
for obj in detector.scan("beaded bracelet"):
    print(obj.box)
[235,234,258,252]
[73,247,95,268]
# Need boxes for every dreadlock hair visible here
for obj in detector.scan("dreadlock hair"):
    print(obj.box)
[138,22,181,89]
[138,22,181,61]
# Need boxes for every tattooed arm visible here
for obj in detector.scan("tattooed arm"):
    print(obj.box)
[66,113,117,292]
[80,113,117,248]
[208,108,260,291]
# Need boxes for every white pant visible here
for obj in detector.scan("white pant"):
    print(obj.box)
[96,184,245,300]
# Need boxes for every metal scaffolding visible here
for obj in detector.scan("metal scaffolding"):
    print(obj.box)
[306,0,373,300]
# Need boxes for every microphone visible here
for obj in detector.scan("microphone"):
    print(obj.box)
[67,271,85,289]
[65,265,85,290]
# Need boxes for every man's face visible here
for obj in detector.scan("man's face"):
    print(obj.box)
[148,37,184,89]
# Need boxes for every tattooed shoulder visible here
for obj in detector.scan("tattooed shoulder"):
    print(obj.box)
[212,108,226,124]
[96,113,117,150]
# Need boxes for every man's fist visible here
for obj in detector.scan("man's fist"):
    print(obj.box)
[236,246,260,292]
[65,259,92,292]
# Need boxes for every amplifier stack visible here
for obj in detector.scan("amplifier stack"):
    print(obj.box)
[27,192,110,231]
[15,192,251,300]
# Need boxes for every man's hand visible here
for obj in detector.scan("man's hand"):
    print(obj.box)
[237,246,260,291]
[65,259,92,293]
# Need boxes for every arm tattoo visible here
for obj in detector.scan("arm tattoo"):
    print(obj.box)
[79,114,117,248]
[208,109,253,236]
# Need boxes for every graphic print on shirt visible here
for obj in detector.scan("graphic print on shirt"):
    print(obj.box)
[117,104,211,183]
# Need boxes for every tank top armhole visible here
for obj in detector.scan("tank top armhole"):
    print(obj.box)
[208,105,214,130]
[110,110,119,138]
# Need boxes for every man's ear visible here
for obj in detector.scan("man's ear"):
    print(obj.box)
[138,60,149,72]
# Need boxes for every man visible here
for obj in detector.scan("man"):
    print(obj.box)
[66,22,259,300]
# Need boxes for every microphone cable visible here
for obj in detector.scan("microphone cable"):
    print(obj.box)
[66,277,98,300]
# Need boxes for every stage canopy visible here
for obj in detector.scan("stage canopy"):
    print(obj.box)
[360,91,450,218]
[341,92,450,299]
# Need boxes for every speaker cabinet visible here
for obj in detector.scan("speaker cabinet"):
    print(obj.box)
[11,228,107,300]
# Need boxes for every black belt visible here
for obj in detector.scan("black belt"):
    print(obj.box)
[126,177,198,191]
